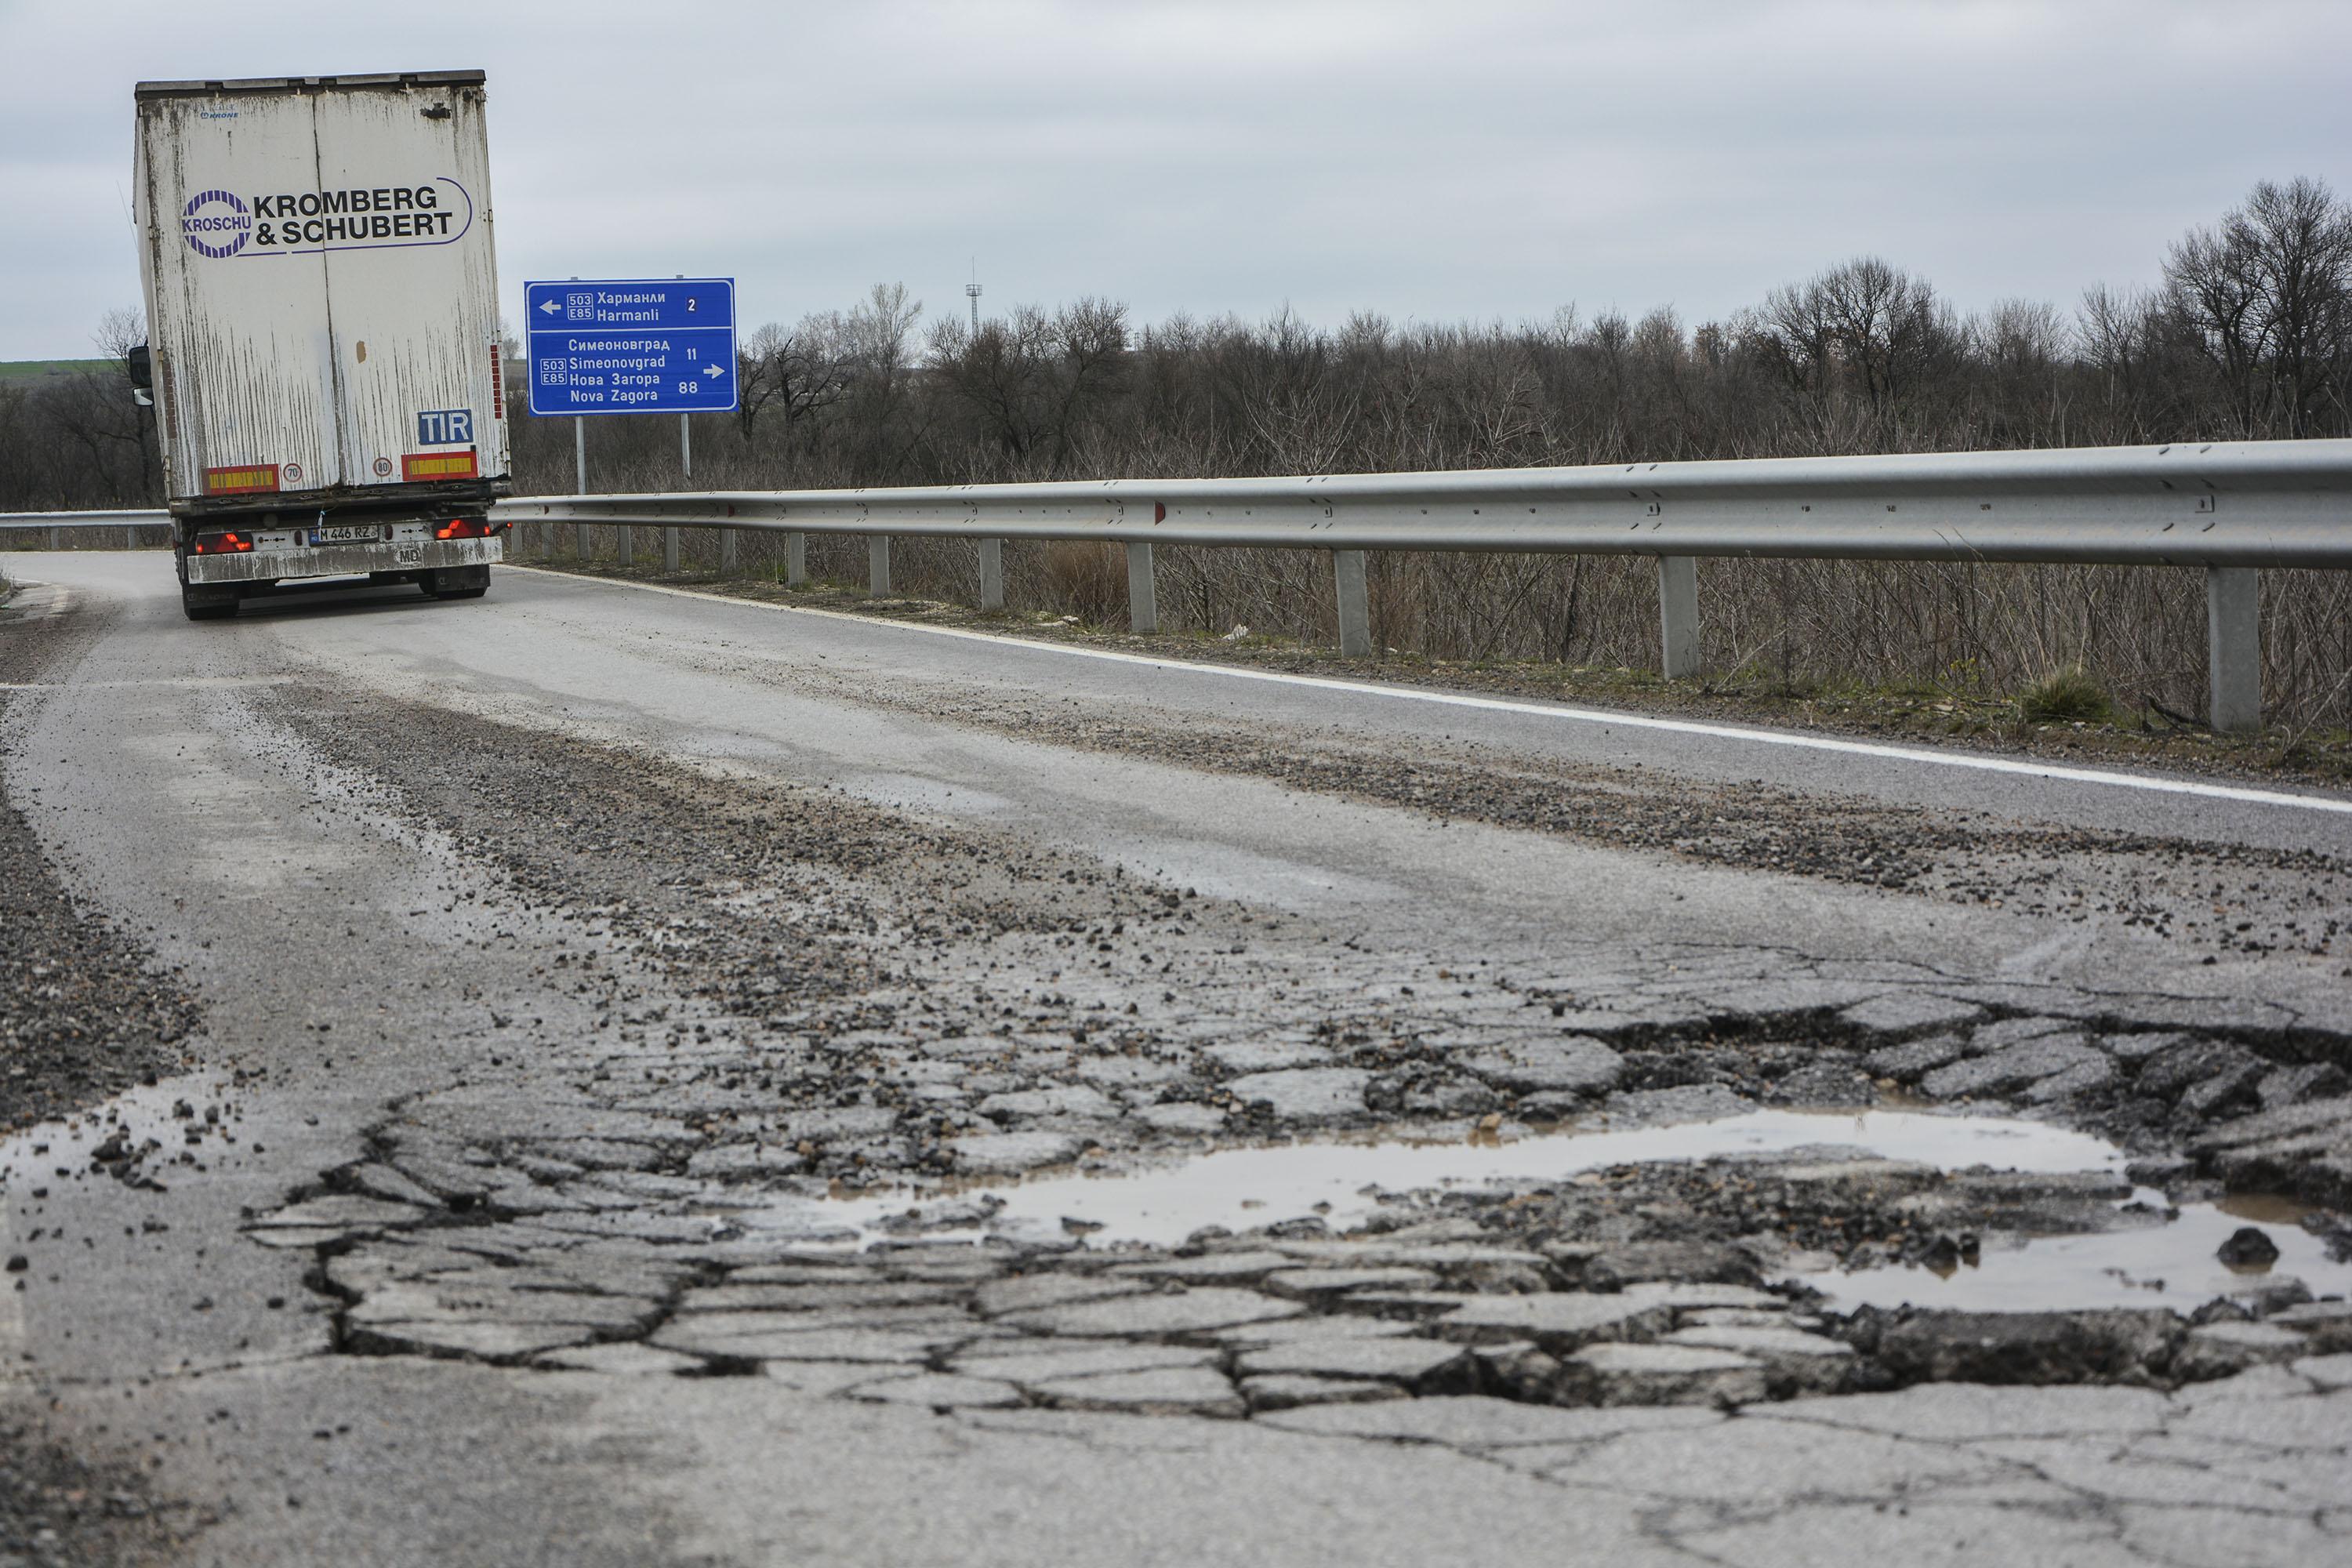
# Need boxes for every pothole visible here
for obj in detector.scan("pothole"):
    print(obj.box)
[775,1109,2126,1250]
[1807,1191,2352,1313]
[255,1095,2352,1415]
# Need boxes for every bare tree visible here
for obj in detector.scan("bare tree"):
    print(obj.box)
[94,306,146,363]
[2165,176,2352,436]
[1045,297,1128,474]
[733,320,848,441]
[19,307,162,506]
[836,283,926,477]
[1978,297,2070,444]
[927,307,1056,463]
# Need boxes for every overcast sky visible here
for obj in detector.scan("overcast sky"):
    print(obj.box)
[5,0,2349,360]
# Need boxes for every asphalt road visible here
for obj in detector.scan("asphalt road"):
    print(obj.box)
[2,552,2348,1568]
[214,561,2352,1021]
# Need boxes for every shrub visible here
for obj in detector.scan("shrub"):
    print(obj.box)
[2019,666,2114,724]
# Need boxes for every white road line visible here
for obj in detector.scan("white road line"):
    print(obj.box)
[503,567,2352,818]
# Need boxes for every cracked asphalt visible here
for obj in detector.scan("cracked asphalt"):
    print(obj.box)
[2,554,2348,1567]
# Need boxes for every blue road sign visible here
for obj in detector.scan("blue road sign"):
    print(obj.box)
[524,278,737,416]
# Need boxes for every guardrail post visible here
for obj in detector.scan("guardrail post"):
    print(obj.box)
[663,524,681,575]
[1334,549,1371,658]
[719,528,736,572]
[1657,555,1700,678]
[125,524,137,550]
[786,532,806,587]
[48,526,60,550]
[978,539,1004,610]
[2207,567,2261,734]
[618,523,633,567]
[869,536,891,596]
[1126,542,1157,634]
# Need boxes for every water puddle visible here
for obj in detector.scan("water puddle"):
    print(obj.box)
[743,1108,2352,1315]
[1803,1192,2352,1313]
[754,1108,2122,1250]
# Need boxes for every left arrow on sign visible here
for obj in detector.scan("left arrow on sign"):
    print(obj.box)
[538,299,561,315]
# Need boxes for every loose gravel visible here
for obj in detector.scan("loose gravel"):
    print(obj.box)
[0,593,202,1134]
[802,680,2351,963]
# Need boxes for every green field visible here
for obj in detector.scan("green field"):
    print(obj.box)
[0,358,114,385]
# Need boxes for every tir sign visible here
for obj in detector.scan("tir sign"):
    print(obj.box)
[417,408,475,445]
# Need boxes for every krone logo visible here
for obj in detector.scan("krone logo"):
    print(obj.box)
[181,189,252,258]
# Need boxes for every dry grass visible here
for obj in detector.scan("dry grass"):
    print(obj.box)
[1038,542,1127,625]
[2019,666,2115,724]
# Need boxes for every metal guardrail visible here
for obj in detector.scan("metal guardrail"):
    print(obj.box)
[9,440,2352,731]
[514,441,2352,566]
[0,511,167,550]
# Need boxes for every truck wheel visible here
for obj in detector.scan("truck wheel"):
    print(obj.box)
[180,580,238,621]
[424,565,491,601]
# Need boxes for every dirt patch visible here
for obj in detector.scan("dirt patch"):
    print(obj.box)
[0,1405,190,1567]
[0,593,203,1134]
[261,682,1189,1026]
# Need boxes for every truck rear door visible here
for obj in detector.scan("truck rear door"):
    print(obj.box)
[312,78,502,498]
[139,88,342,498]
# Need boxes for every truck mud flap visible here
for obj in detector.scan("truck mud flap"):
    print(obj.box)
[180,578,240,621]
[423,564,491,599]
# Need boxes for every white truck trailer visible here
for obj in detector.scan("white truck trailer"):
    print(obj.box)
[132,71,511,619]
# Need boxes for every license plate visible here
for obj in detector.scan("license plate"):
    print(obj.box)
[312,524,380,544]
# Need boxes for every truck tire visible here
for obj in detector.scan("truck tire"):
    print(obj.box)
[424,565,491,601]
[180,579,238,621]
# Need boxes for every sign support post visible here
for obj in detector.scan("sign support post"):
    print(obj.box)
[572,416,586,558]
[670,412,688,573]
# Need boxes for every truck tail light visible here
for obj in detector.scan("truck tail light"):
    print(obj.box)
[191,530,254,554]
[434,517,495,539]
